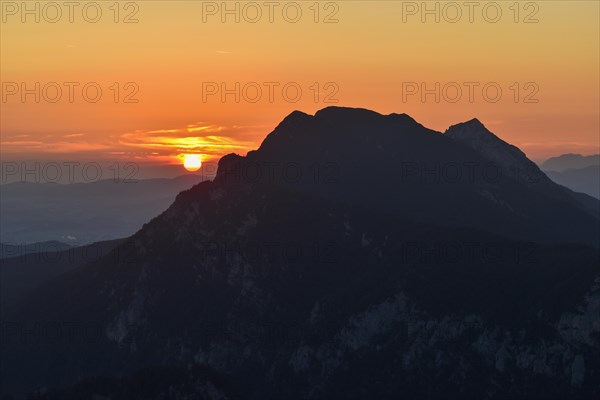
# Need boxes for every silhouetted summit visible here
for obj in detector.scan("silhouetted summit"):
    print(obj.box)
[445,118,532,171]
[217,107,599,245]
[445,118,600,217]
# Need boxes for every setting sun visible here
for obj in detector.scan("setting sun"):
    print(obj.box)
[183,154,202,172]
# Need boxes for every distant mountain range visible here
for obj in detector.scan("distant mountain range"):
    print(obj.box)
[541,153,600,172]
[0,175,206,245]
[2,107,599,399]
[540,154,600,199]
[0,240,71,259]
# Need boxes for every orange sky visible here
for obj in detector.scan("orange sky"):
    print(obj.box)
[1,0,599,172]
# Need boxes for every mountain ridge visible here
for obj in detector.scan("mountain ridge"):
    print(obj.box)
[216,106,599,245]
[542,153,600,172]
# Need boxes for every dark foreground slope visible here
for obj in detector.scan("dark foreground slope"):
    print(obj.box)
[2,108,599,399]
[0,239,122,314]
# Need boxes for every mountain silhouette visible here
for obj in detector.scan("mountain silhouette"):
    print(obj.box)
[218,107,599,244]
[444,119,600,216]
[2,107,599,399]
[541,153,600,172]
[0,239,123,314]
[541,153,600,200]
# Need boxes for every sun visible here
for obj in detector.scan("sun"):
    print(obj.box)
[183,154,202,172]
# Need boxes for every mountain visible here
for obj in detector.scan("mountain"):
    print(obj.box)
[2,107,599,399]
[541,153,600,172]
[233,107,599,245]
[539,154,600,199]
[445,120,600,216]
[0,239,122,314]
[545,166,600,200]
[0,175,205,245]
[445,118,552,189]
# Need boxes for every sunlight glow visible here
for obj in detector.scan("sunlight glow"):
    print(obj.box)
[183,154,202,172]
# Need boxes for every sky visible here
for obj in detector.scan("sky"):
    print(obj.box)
[1,0,599,179]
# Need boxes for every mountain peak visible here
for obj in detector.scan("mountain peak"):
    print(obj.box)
[279,110,312,126]
[445,118,491,139]
[314,106,383,117]
[313,107,422,125]
[286,109,311,119]
[276,107,422,131]
[213,153,245,184]
[465,117,483,126]
[444,118,554,189]
[313,106,385,125]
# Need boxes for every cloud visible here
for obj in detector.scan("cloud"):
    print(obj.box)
[116,123,256,161]
[0,122,265,164]
[0,139,111,153]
